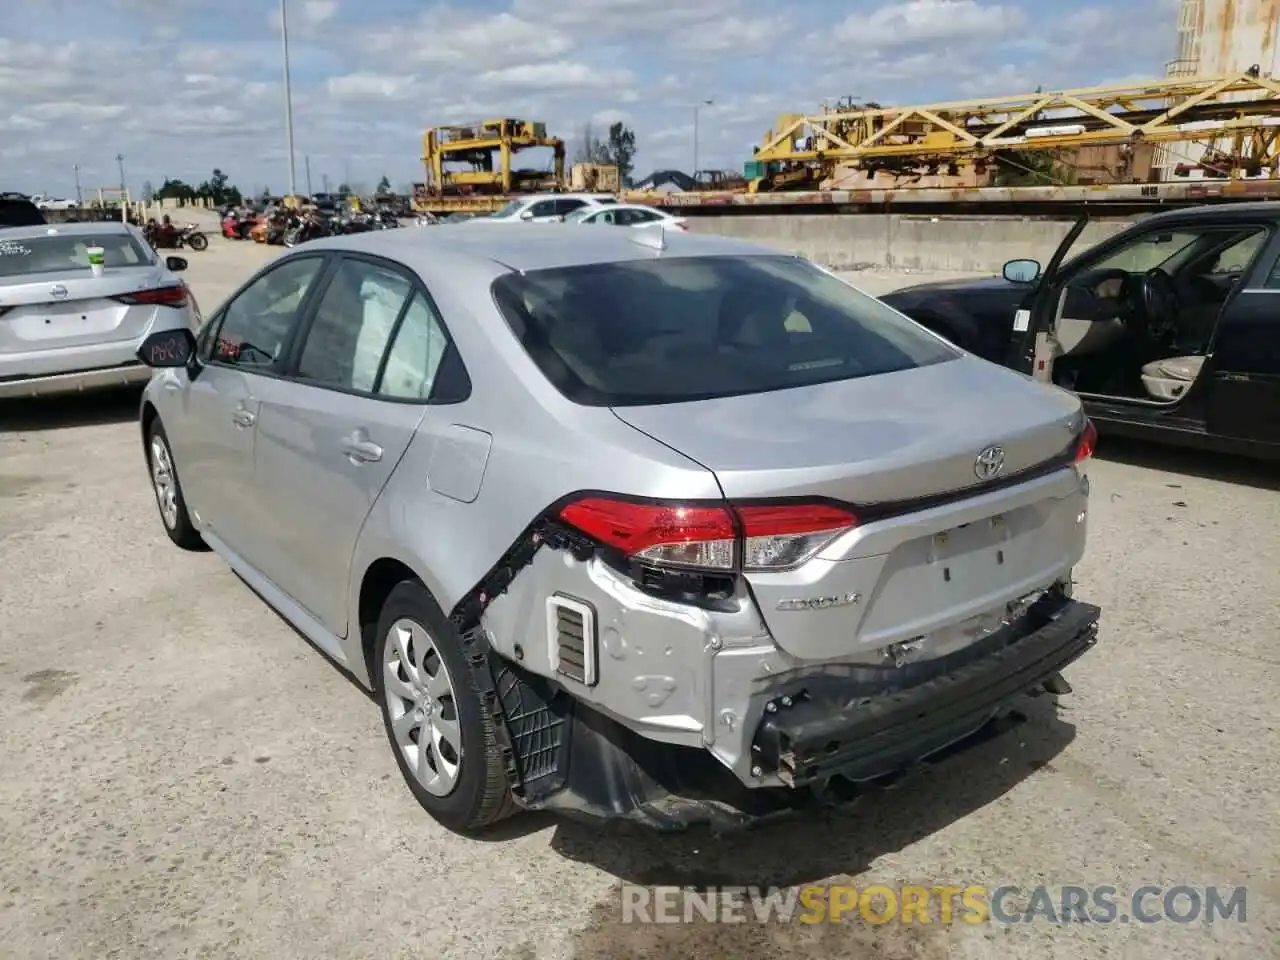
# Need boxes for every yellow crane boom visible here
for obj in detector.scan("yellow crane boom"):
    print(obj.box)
[749,71,1280,190]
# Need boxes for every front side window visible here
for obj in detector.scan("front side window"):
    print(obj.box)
[491,255,958,406]
[296,258,414,392]
[0,232,150,278]
[211,256,324,369]
[555,199,587,216]
[527,200,558,218]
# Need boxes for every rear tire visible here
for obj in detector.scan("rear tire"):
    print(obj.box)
[187,232,208,251]
[373,581,518,834]
[145,419,205,550]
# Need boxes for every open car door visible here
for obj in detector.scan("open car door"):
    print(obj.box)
[1010,213,1090,382]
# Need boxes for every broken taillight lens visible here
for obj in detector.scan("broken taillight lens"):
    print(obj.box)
[113,284,188,308]
[557,497,857,572]
[1073,419,1097,463]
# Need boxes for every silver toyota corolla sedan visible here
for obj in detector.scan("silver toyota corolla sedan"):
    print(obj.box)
[135,224,1100,834]
[0,221,198,400]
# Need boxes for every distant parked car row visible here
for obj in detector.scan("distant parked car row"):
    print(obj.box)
[466,192,687,229]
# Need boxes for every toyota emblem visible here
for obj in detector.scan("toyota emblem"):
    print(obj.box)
[50,284,68,299]
[974,445,1005,480]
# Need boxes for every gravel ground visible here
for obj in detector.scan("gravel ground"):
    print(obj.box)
[1,236,1276,960]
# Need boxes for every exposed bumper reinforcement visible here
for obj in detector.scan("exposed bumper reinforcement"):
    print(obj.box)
[752,597,1100,786]
[490,595,1099,830]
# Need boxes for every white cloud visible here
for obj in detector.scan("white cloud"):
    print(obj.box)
[302,0,338,25]
[475,62,635,94]
[833,0,1026,47]
[0,0,1180,194]
[328,72,423,102]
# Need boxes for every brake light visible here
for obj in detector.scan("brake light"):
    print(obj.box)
[113,285,188,307]
[1073,419,1097,463]
[558,497,857,572]
[559,498,737,569]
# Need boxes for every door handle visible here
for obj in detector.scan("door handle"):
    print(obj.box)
[231,408,256,428]
[341,434,383,463]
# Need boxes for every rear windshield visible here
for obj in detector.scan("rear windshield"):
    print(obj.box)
[491,255,958,406]
[0,233,151,278]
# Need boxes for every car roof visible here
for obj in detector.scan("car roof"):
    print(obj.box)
[306,221,776,272]
[1142,200,1280,225]
[0,220,136,242]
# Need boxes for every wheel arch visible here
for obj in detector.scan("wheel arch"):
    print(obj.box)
[353,555,447,689]
[140,400,159,452]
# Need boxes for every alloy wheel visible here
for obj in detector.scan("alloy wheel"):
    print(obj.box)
[382,617,462,796]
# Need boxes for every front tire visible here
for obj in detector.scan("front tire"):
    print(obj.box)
[146,419,204,550]
[186,232,208,251]
[374,580,517,834]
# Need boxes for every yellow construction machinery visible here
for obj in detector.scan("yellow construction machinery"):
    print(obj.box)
[746,70,1280,191]
[421,118,564,199]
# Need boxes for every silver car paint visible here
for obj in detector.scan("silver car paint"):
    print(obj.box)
[0,222,197,399]
[142,224,1090,789]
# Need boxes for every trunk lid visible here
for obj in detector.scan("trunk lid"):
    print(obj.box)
[612,356,1089,662]
[0,267,168,354]
[611,355,1082,505]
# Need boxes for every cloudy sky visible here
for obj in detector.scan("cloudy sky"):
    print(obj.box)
[3,0,1179,198]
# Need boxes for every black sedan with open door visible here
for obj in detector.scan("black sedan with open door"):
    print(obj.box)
[881,202,1280,459]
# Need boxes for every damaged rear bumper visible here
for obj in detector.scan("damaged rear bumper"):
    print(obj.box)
[488,594,1100,829]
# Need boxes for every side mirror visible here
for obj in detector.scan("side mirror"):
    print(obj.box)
[137,327,197,368]
[1002,258,1041,283]
[166,256,188,272]
[519,209,535,220]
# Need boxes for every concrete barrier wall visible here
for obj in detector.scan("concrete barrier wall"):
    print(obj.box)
[686,213,1145,274]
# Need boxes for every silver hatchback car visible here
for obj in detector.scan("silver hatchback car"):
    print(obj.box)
[0,221,197,399]
[136,224,1100,834]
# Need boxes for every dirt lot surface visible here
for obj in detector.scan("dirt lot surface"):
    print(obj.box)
[1,235,1277,959]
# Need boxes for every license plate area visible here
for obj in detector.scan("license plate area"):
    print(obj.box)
[9,301,125,342]
[928,515,1015,589]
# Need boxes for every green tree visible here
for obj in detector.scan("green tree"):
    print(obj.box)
[601,122,637,186]
[196,168,242,206]
[154,178,196,201]
[376,175,392,194]
[337,182,352,196]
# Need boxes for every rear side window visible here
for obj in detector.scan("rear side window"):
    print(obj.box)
[0,232,149,278]
[491,255,958,406]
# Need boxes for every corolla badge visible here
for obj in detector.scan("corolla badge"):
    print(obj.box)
[974,445,1005,480]
[776,592,860,611]
[50,284,68,299]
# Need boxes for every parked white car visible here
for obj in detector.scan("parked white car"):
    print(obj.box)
[31,195,77,211]
[475,194,617,224]
[563,203,688,230]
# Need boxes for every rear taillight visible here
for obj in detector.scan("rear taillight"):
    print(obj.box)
[1073,419,1097,463]
[558,497,857,572]
[113,284,188,307]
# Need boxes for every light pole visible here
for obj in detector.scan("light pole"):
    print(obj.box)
[692,99,713,182]
[279,0,298,198]
[116,153,127,220]
[73,164,82,207]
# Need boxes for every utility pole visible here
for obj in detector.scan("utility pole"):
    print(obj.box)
[305,155,313,197]
[692,99,713,183]
[279,0,298,198]
[73,164,82,207]
[116,153,127,221]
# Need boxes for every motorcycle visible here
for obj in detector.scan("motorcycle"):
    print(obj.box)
[222,211,255,240]
[145,221,208,251]
[179,223,208,251]
[283,212,329,247]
